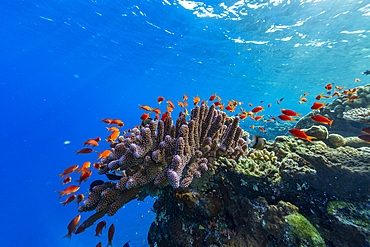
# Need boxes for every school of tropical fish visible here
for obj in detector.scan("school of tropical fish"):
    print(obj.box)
[56,78,369,246]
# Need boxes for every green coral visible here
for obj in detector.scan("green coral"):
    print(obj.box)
[327,200,370,230]
[285,212,325,247]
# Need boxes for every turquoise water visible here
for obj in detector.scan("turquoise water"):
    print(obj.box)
[0,0,369,246]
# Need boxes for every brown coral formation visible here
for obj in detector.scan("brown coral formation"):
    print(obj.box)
[78,105,248,228]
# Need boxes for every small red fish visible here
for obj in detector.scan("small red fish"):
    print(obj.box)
[157,97,165,104]
[250,125,255,129]
[74,171,92,185]
[96,243,102,247]
[155,114,159,120]
[107,224,115,247]
[110,119,124,127]
[83,139,99,147]
[93,163,101,169]
[76,194,84,206]
[303,93,309,96]
[311,101,326,110]
[141,113,150,121]
[322,95,333,99]
[101,119,112,124]
[167,99,175,108]
[310,115,333,127]
[193,96,200,105]
[248,103,253,106]
[106,127,119,132]
[225,106,235,112]
[161,113,169,121]
[96,150,112,160]
[281,109,301,118]
[316,92,324,100]
[138,104,153,111]
[106,131,120,143]
[267,104,271,107]
[325,84,332,91]
[355,78,360,82]
[270,116,276,120]
[76,148,94,155]
[151,108,161,114]
[209,93,221,101]
[95,221,107,237]
[258,127,266,132]
[56,185,80,200]
[167,105,173,112]
[76,162,91,174]
[276,99,280,105]
[252,106,264,113]
[60,176,72,185]
[332,91,341,97]
[300,95,308,102]
[63,215,81,240]
[278,115,295,122]
[289,129,316,143]
[60,195,76,207]
[184,101,188,107]
[358,135,370,143]
[183,94,188,101]
[59,165,79,178]
[178,101,184,107]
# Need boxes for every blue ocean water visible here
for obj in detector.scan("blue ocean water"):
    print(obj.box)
[0,0,369,246]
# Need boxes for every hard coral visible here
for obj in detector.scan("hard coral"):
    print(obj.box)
[343,107,370,123]
[78,105,248,228]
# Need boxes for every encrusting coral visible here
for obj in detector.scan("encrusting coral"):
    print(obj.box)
[78,104,248,228]
[343,107,370,123]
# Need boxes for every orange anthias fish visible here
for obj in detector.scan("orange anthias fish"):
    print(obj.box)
[184,101,188,107]
[157,97,165,104]
[141,113,150,121]
[252,106,264,113]
[183,94,188,101]
[96,243,102,247]
[151,108,161,114]
[358,135,370,143]
[316,92,324,100]
[106,131,120,143]
[101,119,112,124]
[193,96,200,105]
[110,119,124,127]
[281,109,302,118]
[161,113,169,121]
[59,165,79,178]
[76,194,84,206]
[300,95,308,102]
[167,99,175,108]
[209,93,221,101]
[311,101,326,110]
[184,108,190,117]
[138,104,153,111]
[310,115,333,127]
[332,91,341,97]
[76,148,94,155]
[355,78,360,82]
[63,215,81,240]
[60,195,76,207]
[95,220,107,237]
[60,176,72,185]
[83,138,99,147]
[278,115,295,122]
[178,101,184,107]
[76,162,91,174]
[325,84,332,91]
[258,127,266,132]
[107,224,115,247]
[289,129,316,143]
[155,114,159,120]
[56,185,80,199]
[96,150,112,160]
[225,106,235,112]
[75,171,92,185]
[303,92,309,96]
[93,162,101,169]
[268,104,271,107]
[106,127,119,132]
[167,105,173,113]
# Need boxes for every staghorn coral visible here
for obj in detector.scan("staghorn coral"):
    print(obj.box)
[343,107,370,123]
[78,105,248,228]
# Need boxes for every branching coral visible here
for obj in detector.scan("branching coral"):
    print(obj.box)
[78,105,248,228]
[343,107,370,123]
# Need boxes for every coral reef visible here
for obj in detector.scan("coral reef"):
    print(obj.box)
[343,107,370,123]
[78,105,248,228]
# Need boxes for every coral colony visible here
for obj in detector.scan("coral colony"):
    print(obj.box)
[58,82,370,246]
